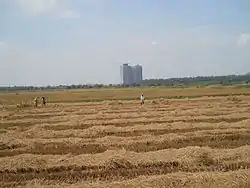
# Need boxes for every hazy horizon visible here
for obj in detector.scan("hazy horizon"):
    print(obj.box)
[1,0,250,86]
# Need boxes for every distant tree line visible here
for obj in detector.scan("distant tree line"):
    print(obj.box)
[140,74,250,87]
[1,74,250,92]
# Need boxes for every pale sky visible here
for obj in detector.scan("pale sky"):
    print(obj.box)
[1,0,250,86]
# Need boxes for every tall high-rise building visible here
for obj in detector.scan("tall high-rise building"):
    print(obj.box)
[120,64,143,85]
[133,65,143,84]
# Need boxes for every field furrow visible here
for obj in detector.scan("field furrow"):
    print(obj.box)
[0,146,249,184]
[1,160,249,183]
[2,169,249,188]
[1,130,249,157]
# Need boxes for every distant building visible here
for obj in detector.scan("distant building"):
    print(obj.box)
[120,64,143,85]
[133,65,143,84]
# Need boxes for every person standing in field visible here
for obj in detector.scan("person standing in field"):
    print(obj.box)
[41,96,46,106]
[140,94,145,105]
[34,97,38,107]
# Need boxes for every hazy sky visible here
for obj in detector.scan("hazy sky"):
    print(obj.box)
[1,0,250,86]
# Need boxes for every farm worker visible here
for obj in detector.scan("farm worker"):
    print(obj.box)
[41,96,46,106]
[34,97,38,107]
[140,94,145,105]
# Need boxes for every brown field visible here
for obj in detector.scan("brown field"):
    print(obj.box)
[1,86,250,105]
[0,87,250,188]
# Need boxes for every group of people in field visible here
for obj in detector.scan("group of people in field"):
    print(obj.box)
[32,94,145,107]
[34,96,46,107]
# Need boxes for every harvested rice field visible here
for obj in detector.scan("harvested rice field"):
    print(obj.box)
[0,88,250,188]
